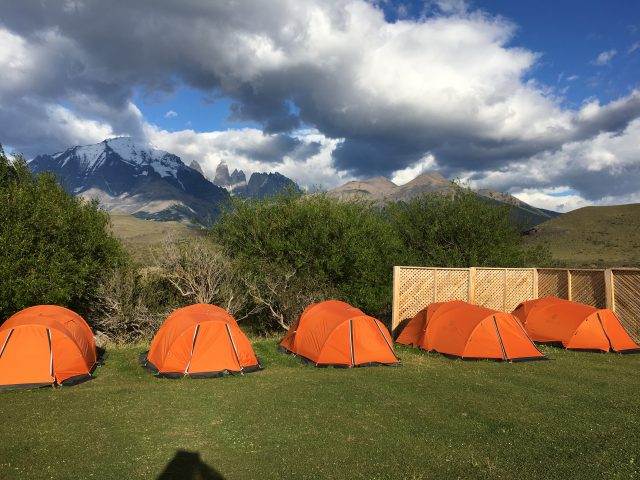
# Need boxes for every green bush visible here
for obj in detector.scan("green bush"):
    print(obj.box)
[213,193,404,319]
[0,146,125,319]
[213,189,549,330]
[385,188,550,267]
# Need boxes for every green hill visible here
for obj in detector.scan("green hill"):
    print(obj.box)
[525,203,640,267]
[109,213,201,262]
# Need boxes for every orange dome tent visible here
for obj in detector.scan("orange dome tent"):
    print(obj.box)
[396,300,545,362]
[279,300,400,367]
[141,304,261,378]
[0,305,98,390]
[513,297,640,353]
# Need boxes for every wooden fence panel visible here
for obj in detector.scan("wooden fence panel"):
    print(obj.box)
[537,269,569,299]
[435,269,469,304]
[394,267,435,333]
[612,270,640,343]
[570,270,606,309]
[474,268,503,310]
[506,269,536,312]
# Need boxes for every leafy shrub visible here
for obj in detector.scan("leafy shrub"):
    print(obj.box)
[385,188,550,267]
[213,193,404,325]
[0,147,125,319]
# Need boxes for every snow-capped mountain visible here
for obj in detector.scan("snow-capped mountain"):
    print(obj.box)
[30,137,229,224]
[208,160,300,198]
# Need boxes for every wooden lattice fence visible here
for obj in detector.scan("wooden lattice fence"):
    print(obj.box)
[392,267,640,343]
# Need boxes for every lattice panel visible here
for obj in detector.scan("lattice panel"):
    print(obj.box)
[537,270,568,299]
[570,270,606,308]
[393,266,640,337]
[505,269,536,312]
[397,268,435,323]
[612,270,640,343]
[434,269,469,303]
[475,269,505,310]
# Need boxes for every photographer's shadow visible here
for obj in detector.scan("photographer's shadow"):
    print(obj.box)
[157,450,225,480]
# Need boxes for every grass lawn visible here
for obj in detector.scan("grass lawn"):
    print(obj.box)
[1,340,639,479]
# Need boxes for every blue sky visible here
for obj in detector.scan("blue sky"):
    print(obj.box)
[1,0,640,212]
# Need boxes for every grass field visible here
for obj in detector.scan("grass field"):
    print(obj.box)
[1,340,639,479]
[526,203,640,267]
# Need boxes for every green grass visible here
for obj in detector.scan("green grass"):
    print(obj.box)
[526,203,640,267]
[1,340,639,479]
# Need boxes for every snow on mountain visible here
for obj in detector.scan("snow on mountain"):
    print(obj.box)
[30,137,229,225]
[47,137,183,179]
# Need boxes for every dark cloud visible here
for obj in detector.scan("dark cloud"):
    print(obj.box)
[235,133,303,164]
[0,0,639,204]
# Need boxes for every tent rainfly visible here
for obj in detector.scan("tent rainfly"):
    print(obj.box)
[397,300,545,362]
[513,297,640,353]
[141,304,261,378]
[0,305,98,390]
[279,300,400,367]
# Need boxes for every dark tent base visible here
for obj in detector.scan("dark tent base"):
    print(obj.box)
[0,373,94,391]
[534,341,640,354]
[60,373,95,386]
[0,381,54,392]
[139,351,262,379]
[422,348,547,363]
[278,345,401,368]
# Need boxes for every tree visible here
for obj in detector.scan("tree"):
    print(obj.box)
[213,192,404,324]
[0,145,125,319]
[385,188,550,267]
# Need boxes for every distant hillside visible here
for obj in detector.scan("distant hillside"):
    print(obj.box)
[327,172,559,229]
[525,203,640,267]
[109,213,201,263]
[109,213,200,245]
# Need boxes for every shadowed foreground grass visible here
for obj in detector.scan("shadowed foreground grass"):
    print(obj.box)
[1,340,639,479]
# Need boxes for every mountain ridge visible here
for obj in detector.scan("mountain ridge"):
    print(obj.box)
[326,172,560,229]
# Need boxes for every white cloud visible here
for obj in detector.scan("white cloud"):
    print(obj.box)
[145,125,349,190]
[629,42,640,54]
[592,49,617,66]
[510,188,590,213]
[164,110,177,118]
[391,154,436,185]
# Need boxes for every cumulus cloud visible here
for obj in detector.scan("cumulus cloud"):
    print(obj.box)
[164,110,177,118]
[592,49,617,66]
[0,0,639,208]
[464,116,640,211]
[146,125,348,189]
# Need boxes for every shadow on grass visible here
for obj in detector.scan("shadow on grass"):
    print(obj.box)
[157,450,224,480]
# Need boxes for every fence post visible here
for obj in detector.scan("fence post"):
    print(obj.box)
[533,268,539,299]
[392,266,400,337]
[604,269,615,311]
[468,267,476,304]
[567,270,573,301]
